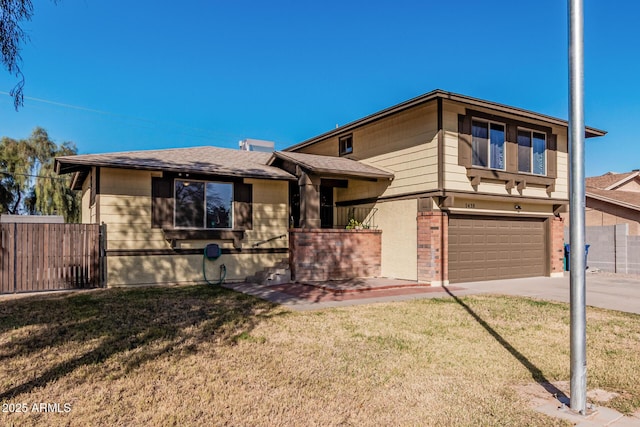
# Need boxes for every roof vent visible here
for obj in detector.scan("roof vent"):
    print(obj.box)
[238,139,275,152]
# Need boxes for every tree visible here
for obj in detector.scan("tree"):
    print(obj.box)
[1,0,58,110]
[0,127,80,222]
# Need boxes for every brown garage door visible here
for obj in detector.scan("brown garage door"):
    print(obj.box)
[448,216,546,283]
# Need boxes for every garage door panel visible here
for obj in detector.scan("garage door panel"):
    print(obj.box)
[449,216,546,283]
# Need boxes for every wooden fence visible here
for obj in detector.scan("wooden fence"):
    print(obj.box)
[0,223,105,294]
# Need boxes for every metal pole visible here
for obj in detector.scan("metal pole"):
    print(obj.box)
[568,0,587,415]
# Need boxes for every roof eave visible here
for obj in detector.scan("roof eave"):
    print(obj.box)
[55,158,296,181]
[586,191,640,212]
[272,151,394,180]
[285,89,607,152]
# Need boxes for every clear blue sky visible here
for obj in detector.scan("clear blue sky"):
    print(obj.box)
[0,0,638,177]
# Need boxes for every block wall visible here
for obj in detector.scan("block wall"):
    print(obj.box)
[289,229,382,281]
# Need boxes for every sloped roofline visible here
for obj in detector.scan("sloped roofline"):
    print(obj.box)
[586,190,640,212]
[269,151,394,180]
[603,171,640,190]
[285,89,607,152]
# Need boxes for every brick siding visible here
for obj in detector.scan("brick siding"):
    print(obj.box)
[289,229,382,281]
[417,212,448,285]
[550,216,565,275]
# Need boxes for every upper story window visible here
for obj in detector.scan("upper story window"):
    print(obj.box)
[339,135,353,156]
[174,179,233,229]
[472,120,505,170]
[517,129,546,175]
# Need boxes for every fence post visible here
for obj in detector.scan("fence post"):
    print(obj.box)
[99,222,107,287]
[13,223,17,293]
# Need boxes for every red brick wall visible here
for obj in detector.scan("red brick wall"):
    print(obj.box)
[550,216,565,275]
[289,229,382,281]
[417,212,448,285]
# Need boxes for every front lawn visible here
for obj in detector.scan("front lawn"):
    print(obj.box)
[0,285,638,426]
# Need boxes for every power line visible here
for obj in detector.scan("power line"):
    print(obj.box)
[0,170,70,181]
[0,91,236,142]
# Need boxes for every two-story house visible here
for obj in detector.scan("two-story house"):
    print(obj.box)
[55,90,605,287]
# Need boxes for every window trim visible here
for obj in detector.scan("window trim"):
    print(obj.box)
[471,119,506,171]
[173,178,234,230]
[517,127,547,176]
[339,134,353,156]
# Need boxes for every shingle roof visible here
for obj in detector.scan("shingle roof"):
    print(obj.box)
[585,171,639,190]
[586,187,640,210]
[269,151,394,180]
[55,146,295,181]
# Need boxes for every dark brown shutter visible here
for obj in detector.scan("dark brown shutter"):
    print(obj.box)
[506,124,518,173]
[234,183,253,230]
[547,134,557,178]
[458,114,472,167]
[152,176,174,229]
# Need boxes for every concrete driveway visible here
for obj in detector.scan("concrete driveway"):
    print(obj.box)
[448,272,640,315]
[226,272,640,314]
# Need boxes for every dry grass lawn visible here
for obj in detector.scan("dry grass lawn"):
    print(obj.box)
[0,285,639,426]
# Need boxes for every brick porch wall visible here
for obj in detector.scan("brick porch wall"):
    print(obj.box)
[417,212,448,285]
[289,229,382,281]
[550,216,565,276]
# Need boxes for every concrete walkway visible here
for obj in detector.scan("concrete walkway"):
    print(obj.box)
[224,272,640,314]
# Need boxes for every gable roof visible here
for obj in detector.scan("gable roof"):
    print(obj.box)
[586,171,640,190]
[285,89,607,152]
[55,146,296,188]
[269,151,394,180]
[586,187,640,211]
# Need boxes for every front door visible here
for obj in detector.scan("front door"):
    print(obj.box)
[289,181,300,228]
[320,185,334,228]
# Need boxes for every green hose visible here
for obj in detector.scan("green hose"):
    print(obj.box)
[203,250,226,286]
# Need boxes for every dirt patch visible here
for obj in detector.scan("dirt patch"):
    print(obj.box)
[515,381,619,408]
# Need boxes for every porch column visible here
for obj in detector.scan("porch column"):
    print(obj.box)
[299,170,321,229]
[550,215,566,277]
[417,211,449,286]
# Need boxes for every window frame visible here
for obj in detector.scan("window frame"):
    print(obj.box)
[339,134,353,156]
[471,119,506,171]
[517,127,547,176]
[173,178,234,230]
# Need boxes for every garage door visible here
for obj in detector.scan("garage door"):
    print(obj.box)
[448,216,546,283]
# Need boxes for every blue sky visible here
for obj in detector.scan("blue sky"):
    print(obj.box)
[0,0,638,177]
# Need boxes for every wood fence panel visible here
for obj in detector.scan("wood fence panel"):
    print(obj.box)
[0,223,103,294]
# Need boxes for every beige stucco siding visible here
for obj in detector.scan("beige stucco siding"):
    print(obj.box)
[96,168,290,286]
[442,100,569,200]
[244,179,289,248]
[97,169,289,251]
[81,174,92,224]
[107,252,286,286]
[617,179,640,192]
[583,201,640,236]
[447,197,554,216]
[98,168,167,250]
[299,102,439,200]
[374,198,417,280]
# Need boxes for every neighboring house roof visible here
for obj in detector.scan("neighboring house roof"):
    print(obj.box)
[55,146,296,188]
[269,151,394,180]
[585,170,640,212]
[586,187,640,211]
[586,171,640,190]
[285,89,607,152]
